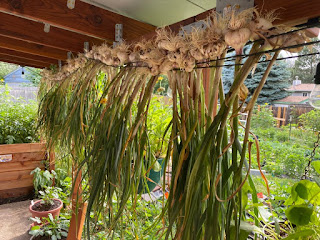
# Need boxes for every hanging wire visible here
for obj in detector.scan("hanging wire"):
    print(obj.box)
[194,51,320,69]
[195,39,320,66]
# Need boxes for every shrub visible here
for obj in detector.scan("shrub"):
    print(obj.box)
[299,110,320,132]
[251,104,275,129]
[0,85,39,144]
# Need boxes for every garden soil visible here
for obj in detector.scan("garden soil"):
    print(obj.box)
[0,200,31,240]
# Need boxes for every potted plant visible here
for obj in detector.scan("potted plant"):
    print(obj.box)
[29,187,63,220]
[29,213,68,240]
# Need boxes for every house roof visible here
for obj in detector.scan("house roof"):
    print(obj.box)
[287,84,315,92]
[3,67,21,79]
[274,95,310,104]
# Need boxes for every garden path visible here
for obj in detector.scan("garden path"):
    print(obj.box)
[0,200,30,240]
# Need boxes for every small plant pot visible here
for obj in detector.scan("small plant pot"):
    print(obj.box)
[138,158,165,193]
[29,199,63,221]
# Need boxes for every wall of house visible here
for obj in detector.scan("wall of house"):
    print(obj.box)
[4,68,31,87]
[4,68,38,102]
[292,92,310,97]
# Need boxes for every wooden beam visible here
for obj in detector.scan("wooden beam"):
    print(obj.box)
[255,0,320,26]
[0,12,104,52]
[0,54,50,68]
[0,0,156,41]
[139,0,320,41]
[0,35,67,60]
[0,47,57,65]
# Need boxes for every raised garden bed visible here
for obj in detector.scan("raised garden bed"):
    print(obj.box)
[0,143,46,204]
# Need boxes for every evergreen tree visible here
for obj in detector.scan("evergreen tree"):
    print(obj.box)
[290,41,320,83]
[222,53,291,104]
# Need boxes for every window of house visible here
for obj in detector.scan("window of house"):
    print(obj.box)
[303,92,307,96]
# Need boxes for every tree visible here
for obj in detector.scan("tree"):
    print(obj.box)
[25,67,42,86]
[290,41,320,83]
[0,62,18,83]
[246,58,290,104]
[222,52,291,104]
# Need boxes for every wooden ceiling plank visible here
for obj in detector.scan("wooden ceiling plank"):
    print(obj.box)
[0,0,156,41]
[0,54,50,68]
[0,57,47,69]
[0,12,105,52]
[0,47,57,65]
[255,0,320,26]
[0,35,68,60]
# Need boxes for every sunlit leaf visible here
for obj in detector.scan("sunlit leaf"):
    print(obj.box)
[285,205,313,226]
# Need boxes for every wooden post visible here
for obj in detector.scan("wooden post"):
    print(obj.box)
[258,105,261,112]
[283,107,287,126]
[49,150,55,171]
[277,107,281,128]
[67,165,87,240]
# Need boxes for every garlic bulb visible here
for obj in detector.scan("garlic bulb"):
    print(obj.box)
[225,28,251,54]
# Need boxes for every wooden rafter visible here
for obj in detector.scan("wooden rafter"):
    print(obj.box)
[0,47,57,65]
[0,35,68,60]
[0,12,105,52]
[0,56,48,68]
[0,54,50,68]
[0,0,156,41]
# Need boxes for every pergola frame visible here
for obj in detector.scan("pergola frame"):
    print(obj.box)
[0,0,319,68]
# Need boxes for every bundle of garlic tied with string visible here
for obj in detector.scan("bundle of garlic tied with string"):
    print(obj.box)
[41,7,309,82]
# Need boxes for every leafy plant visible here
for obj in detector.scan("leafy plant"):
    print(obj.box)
[39,187,63,207]
[251,104,276,129]
[299,110,320,132]
[37,9,308,239]
[29,213,69,240]
[147,95,172,158]
[31,167,56,195]
[0,85,39,144]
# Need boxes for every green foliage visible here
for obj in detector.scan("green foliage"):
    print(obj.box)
[0,85,39,144]
[251,104,275,129]
[29,213,69,240]
[299,110,320,132]
[25,67,42,86]
[0,62,18,80]
[246,58,291,104]
[147,96,172,158]
[31,167,56,195]
[39,187,64,206]
[153,75,169,96]
[223,49,291,104]
[290,42,320,83]
[90,198,166,239]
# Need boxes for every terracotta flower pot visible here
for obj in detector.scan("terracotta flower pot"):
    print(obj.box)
[29,199,63,220]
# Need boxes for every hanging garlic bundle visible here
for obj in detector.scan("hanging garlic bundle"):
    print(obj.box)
[38,7,310,240]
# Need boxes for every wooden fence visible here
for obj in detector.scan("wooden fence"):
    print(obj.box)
[256,105,314,127]
[0,143,46,202]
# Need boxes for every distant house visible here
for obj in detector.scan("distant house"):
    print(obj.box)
[3,67,38,101]
[4,67,32,86]
[274,76,314,107]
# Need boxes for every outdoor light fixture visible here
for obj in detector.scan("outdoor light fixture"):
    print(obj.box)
[309,62,320,109]
[21,67,25,79]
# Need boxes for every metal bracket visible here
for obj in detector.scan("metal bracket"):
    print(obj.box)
[84,42,90,52]
[115,24,123,42]
[179,20,207,37]
[44,23,50,33]
[67,52,72,60]
[67,0,76,9]
[58,60,62,70]
[216,0,254,15]
[113,23,123,47]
